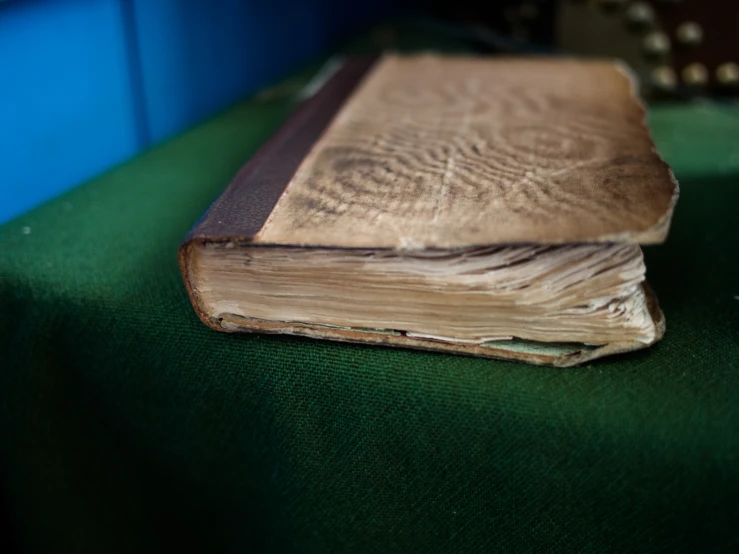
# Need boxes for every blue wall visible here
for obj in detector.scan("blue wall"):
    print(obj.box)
[1,0,140,223]
[0,0,393,223]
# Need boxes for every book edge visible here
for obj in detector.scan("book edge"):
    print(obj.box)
[610,61,680,245]
[188,281,665,367]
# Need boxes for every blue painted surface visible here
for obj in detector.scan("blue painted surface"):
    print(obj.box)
[133,0,324,144]
[0,0,396,224]
[0,0,140,223]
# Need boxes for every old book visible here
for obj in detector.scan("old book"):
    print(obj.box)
[179,55,678,367]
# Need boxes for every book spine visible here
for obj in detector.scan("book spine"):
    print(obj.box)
[183,57,378,244]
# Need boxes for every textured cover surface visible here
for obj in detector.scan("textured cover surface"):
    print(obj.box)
[185,55,679,251]
[0,28,738,553]
[256,55,678,248]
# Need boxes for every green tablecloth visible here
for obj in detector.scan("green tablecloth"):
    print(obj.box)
[1,28,739,553]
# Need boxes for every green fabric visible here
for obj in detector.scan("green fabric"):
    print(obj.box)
[2,27,739,554]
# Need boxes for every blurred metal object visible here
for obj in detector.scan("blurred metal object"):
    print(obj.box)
[652,65,678,90]
[643,31,671,57]
[676,21,703,45]
[682,62,709,86]
[557,0,654,72]
[426,0,737,99]
[555,0,738,99]
[626,3,655,28]
[657,0,738,96]
[716,62,739,86]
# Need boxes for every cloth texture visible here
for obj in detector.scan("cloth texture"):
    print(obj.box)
[1,26,738,553]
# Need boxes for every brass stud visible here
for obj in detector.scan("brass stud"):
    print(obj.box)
[716,62,739,86]
[626,2,655,27]
[643,32,671,57]
[682,63,709,86]
[651,66,677,90]
[676,22,703,46]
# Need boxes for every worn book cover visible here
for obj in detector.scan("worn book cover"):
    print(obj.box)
[179,54,679,366]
